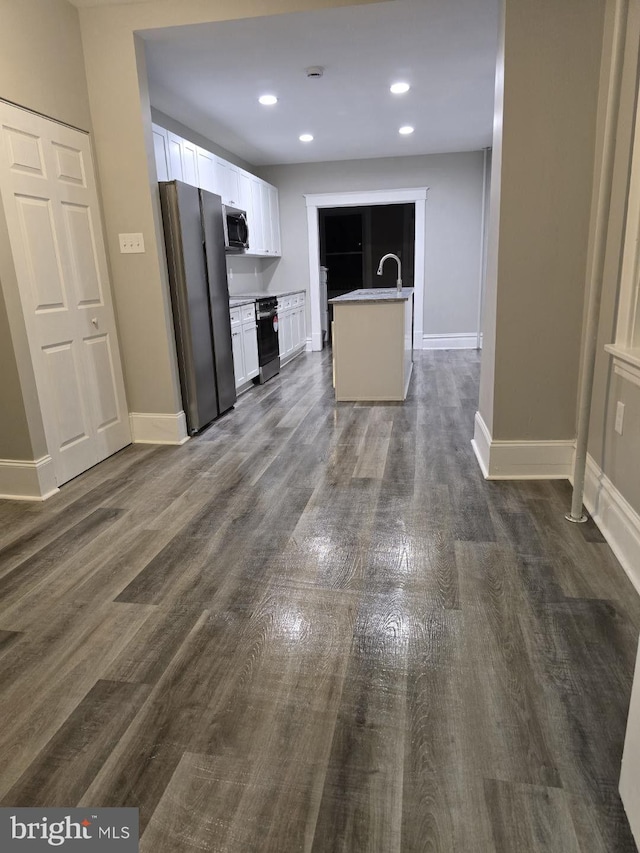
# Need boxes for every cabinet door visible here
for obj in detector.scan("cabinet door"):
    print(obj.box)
[152,125,170,182]
[196,146,217,193]
[167,132,184,181]
[261,182,273,253]
[242,320,259,380]
[238,171,252,213]
[250,178,265,254]
[268,184,281,256]
[283,309,293,355]
[231,325,245,387]
[216,159,240,207]
[181,139,198,187]
[298,297,306,346]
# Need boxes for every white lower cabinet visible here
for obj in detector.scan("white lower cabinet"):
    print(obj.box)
[230,303,259,390]
[277,292,306,365]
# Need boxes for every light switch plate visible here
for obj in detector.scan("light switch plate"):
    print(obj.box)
[615,400,625,435]
[119,233,145,254]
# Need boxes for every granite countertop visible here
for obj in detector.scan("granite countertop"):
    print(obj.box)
[228,289,306,307]
[329,288,414,304]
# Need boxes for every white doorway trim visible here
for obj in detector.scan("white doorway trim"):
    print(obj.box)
[305,188,428,351]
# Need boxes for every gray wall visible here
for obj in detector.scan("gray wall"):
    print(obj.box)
[479,0,606,441]
[0,0,92,462]
[260,152,485,338]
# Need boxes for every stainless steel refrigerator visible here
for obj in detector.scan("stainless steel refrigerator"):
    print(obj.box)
[159,180,236,434]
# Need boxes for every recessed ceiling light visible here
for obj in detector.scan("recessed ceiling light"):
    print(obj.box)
[299,133,314,143]
[399,125,414,135]
[258,94,278,106]
[390,82,410,95]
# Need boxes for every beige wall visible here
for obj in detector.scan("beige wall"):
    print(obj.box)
[260,152,485,338]
[479,0,606,441]
[77,0,383,418]
[0,0,91,463]
[0,0,91,132]
[588,0,640,514]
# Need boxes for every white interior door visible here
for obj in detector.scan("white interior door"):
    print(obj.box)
[0,101,131,486]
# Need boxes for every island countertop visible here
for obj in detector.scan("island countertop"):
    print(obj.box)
[329,287,414,304]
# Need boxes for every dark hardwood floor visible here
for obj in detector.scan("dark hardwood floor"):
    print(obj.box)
[0,349,638,852]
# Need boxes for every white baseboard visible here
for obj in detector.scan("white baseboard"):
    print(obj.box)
[471,412,575,479]
[0,455,59,501]
[129,411,189,445]
[422,333,479,350]
[306,337,313,353]
[583,454,640,595]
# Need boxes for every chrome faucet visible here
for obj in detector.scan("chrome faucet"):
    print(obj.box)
[377,253,402,291]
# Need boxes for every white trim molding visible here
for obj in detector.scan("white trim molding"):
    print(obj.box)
[422,333,479,350]
[129,411,189,445]
[471,412,575,479]
[583,454,640,595]
[0,455,59,501]
[304,187,429,353]
[605,344,640,388]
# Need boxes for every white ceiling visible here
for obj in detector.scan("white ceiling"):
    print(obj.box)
[76,0,500,167]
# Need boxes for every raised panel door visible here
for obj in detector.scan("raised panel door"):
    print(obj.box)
[0,102,131,485]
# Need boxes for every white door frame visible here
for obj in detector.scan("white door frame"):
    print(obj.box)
[305,188,428,351]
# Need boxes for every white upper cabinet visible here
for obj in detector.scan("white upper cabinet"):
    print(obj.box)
[195,146,217,194]
[167,132,184,182]
[215,158,240,208]
[181,139,198,186]
[268,185,281,256]
[152,126,170,182]
[249,177,265,255]
[151,123,281,257]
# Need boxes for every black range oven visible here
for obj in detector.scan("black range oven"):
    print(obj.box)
[253,297,280,384]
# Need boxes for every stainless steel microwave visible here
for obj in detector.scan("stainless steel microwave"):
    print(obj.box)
[223,205,249,253]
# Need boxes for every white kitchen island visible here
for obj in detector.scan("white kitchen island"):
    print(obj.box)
[329,288,414,402]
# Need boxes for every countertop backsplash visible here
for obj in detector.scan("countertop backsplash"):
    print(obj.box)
[226,255,266,296]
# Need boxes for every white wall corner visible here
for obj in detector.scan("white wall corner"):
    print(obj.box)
[0,456,59,501]
[422,333,479,350]
[583,454,640,596]
[471,411,491,477]
[471,412,575,479]
[129,411,189,445]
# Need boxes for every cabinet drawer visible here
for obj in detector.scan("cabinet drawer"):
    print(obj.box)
[230,308,241,325]
[241,304,256,323]
[279,296,293,311]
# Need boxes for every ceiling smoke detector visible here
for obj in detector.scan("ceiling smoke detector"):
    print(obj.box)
[305,66,324,79]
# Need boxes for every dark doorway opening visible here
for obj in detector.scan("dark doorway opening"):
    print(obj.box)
[320,204,415,303]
